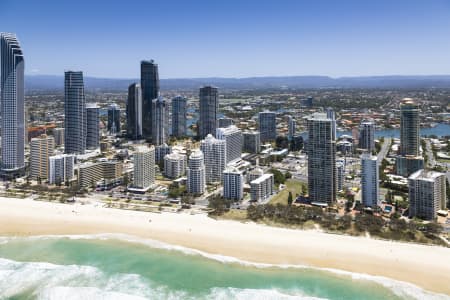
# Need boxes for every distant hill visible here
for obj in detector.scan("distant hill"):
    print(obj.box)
[25,75,450,91]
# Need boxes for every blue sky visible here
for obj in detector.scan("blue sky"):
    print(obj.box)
[1,0,450,78]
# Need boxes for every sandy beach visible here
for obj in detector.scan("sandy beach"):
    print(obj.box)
[0,196,449,295]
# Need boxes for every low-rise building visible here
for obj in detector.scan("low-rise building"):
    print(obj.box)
[250,173,274,202]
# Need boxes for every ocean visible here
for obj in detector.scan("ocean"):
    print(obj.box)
[0,234,448,300]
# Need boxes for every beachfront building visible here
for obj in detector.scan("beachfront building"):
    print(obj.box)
[141,60,159,140]
[64,71,86,155]
[127,83,143,140]
[0,33,25,177]
[250,173,274,202]
[222,167,244,201]
[258,111,276,143]
[408,170,447,220]
[78,160,123,189]
[107,103,121,135]
[216,125,242,164]
[171,95,187,138]
[361,154,379,208]
[30,135,55,180]
[200,134,226,184]
[152,96,170,146]
[187,150,206,195]
[164,152,186,179]
[48,154,75,185]
[359,120,375,152]
[199,86,219,139]
[307,113,336,204]
[86,103,100,150]
[243,131,260,154]
[131,145,155,191]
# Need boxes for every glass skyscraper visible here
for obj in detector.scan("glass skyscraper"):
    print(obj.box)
[86,103,100,150]
[107,103,121,135]
[141,60,159,141]
[172,95,187,138]
[127,83,143,140]
[64,71,86,154]
[151,96,170,146]
[199,86,219,139]
[0,33,25,176]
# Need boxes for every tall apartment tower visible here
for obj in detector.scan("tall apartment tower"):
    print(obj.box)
[132,145,155,191]
[86,103,100,150]
[243,131,261,154]
[151,96,170,146]
[222,167,244,201]
[141,60,159,140]
[127,83,143,140]
[53,128,65,146]
[359,120,375,152]
[30,135,55,180]
[187,150,206,195]
[408,170,446,220]
[200,134,226,184]
[64,71,86,154]
[107,103,121,135]
[199,86,219,139]
[325,107,337,141]
[163,152,186,179]
[307,113,336,204]
[172,95,187,138]
[48,154,75,185]
[287,115,296,140]
[361,154,379,208]
[0,33,25,175]
[400,98,420,156]
[258,111,276,143]
[216,125,243,164]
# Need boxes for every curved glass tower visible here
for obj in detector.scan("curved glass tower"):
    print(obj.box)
[0,33,25,176]
[64,71,86,154]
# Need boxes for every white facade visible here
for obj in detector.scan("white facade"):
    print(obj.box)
[187,150,206,194]
[250,173,274,202]
[151,96,170,146]
[133,145,155,190]
[200,134,226,184]
[216,125,242,164]
[336,161,344,192]
[361,154,379,208]
[408,170,446,220]
[222,167,244,200]
[30,135,55,180]
[164,152,186,179]
[287,115,296,139]
[49,154,75,184]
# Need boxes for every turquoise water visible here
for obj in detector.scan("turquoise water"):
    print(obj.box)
[0,235,447,300]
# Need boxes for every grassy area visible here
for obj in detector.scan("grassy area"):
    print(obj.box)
[217,209,247,221]
[269,179,305,205]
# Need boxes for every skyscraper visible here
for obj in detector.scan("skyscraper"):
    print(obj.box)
[200,134,226,184]
[127,83,143,140]
[164,152,186,179]
[258,111,276,143]
[361,154,379,208]
[141,60,159,140]
[287,115,296,140]
[199,86,219,139]
[107,103,121,135]
[132,145,155,191]
[359,120,375,152]
[64,71,86,154]
[326,107,337,141]
[400,98,420,156]
[408,170,446,220]
[86,103,99,150]
[243,131,261,154]
[0,33,25,175]
[218,117,234,128]
[172,95,187,138]
[216,125,243,164]
[307,113,336,204]
[30,135,55,180]
[151,96,170,146]
[187,150,206,194]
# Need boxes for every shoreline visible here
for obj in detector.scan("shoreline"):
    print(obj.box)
[1,197,450,295]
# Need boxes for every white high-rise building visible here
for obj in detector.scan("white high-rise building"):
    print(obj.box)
[216,125,242,164]
[361,154,379,208]
[200,134,226,184]
[49,154,75,185]
[164,152,186,179]
[287,115,296,140]
[132,145,155,191]
[326,107,337,141]
[222,167,244,201]
[336,161,344,192]
[30,135,55,180]
[151,96,170,146]
[250,173,274,202]
[408,170,446,220]
[0,33,25,176]
[187,150,205,194]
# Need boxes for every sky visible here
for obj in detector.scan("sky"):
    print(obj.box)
[1,0,450,78]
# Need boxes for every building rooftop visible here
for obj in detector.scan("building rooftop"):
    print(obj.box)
[409,169,445,181]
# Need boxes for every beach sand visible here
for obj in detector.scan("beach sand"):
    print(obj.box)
[0,196,449,295]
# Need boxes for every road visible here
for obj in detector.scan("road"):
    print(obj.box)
[424,139,437,168]
[377,137,392,164]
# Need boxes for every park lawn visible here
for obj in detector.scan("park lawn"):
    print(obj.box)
[269,179,305,205]
[219,209,247,221]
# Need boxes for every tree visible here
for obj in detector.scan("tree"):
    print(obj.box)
[285,171,292,179]
[269,168,286,185]
[287,191,293,206]
[208,195,231,216]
